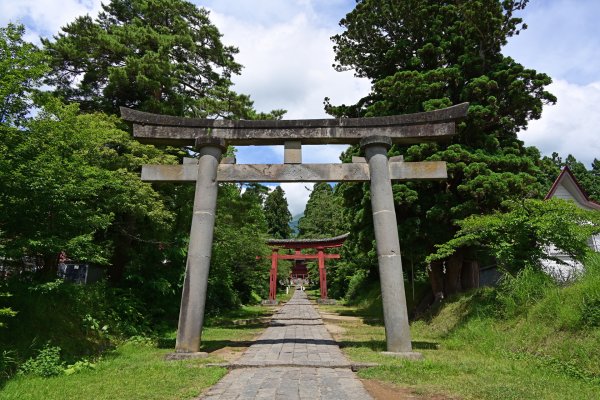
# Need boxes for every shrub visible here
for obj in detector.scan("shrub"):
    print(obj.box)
[18,344,65,377]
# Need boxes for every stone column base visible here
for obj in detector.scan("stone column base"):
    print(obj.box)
[261,299,279,305]
[165,352,209,361]
[317,298,337,305]
[381,351,424,360]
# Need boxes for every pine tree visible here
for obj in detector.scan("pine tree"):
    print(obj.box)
[298,183,345,238]
[42,0,280,119]
[264,187,292,239]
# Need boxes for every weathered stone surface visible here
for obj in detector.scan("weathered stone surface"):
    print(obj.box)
[175,144,222,353]
[362,136,413,353]
[197,291,374,400]
[120,103,468,146]
[284,141,302,164]
[165,352,208,360]
[141,161,447,183]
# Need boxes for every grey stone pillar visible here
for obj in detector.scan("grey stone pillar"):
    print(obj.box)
[174,137,226,355]
[361,136,421,358]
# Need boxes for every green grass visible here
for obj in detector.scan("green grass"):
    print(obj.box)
[0,342,224,400]
[319,254,600,399]
[0,307,270,400]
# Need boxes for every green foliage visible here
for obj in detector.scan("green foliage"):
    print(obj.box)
[427,198,600,272]
[18,345,65,378]
[0,23,49,126]
[327,0,556,298]
[528,253,600,331]
[316,255,600,399]
[207,183,270,313]
[495,267,557,318]
[0,289,17,328]
[263,186,292,239]
[0,350,17,382]
[1,99,175,268]
[297,183,345,238]
[63,359,96,376]
[42,0,256,118]
[344,268,370,304]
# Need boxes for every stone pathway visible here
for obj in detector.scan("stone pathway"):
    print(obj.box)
[199,290,373,400]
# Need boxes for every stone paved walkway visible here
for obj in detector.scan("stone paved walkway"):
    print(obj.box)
[199,290,373,400]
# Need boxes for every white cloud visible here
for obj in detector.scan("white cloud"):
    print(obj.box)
[504,0,600,86]
[520,80,600,167]
[281,182,313,217]
[208,8,369,118]
[0,0,102,42]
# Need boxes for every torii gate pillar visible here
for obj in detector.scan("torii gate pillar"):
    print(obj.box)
[362,136,420,358]
[317,247,327,300]
[268,248,278,303]
[174,137,225,355]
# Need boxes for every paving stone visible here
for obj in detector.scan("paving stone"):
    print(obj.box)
[197,291,373,399]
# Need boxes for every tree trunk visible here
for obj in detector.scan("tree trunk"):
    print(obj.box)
[108,235,131,284]
[41,253,59,280]
[443,252,464,296]
[428,261,445,302]
[461,259,480,290]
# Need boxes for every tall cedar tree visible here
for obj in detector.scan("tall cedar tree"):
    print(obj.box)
[298,183,345,239]
[264,186,292,239]
[42,0,284,119]
[328,0,556,298]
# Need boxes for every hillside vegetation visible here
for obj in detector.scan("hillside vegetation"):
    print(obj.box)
[325,253,600,399]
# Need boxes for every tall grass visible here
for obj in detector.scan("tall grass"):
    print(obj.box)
[332,253,600,399]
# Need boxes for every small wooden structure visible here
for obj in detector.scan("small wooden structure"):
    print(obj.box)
[543,166,600,280]
[266,233,348,302]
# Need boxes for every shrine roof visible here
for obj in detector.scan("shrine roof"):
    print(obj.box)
[267,233,349,248]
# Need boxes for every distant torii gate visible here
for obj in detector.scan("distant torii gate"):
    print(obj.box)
[121,102,468,358]
[266,233,349,302]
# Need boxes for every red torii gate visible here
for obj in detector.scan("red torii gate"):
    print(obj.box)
[266,233,348,302]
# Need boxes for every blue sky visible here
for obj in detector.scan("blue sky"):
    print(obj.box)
[1,0,598,214]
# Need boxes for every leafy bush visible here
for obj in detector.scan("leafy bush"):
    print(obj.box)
[427,199,600,273]
[64,359,96,376]
[18,345,64,377]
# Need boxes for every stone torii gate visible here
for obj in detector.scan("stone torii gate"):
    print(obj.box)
[121,103,468,358]
[266,233,349,303]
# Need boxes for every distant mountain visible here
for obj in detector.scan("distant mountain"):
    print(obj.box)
[289,213,303,236]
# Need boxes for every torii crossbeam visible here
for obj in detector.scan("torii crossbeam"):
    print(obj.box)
[122,103,468,359]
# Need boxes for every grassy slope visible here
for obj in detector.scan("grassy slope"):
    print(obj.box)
[0,343,225,400]
[0,300,290,399]
[0,286,295,399]
[321,254,600,400]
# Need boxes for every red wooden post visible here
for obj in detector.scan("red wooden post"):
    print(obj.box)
[269,248,278,301]
[318,247,327,299]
